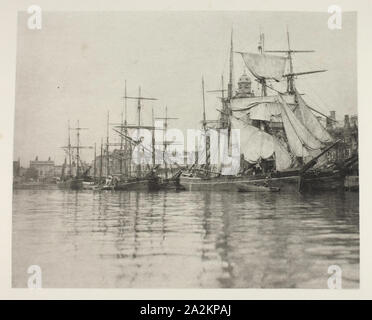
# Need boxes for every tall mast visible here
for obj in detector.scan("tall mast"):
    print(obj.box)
[221,75,225,100]
[120,86,157,127]
[106,111,110,176]
[258,30,265,54]
[201,77,210,172]
[264,28,323,95]
[258,31,267,96]
[119,85,124,175]
[137,86,142,177]
[125,81,128,125]
[117,86,157,177]
[202,76,207,131]
[123,86,157,129]
[93,142,97,179]
[151,107,156,168]
[71,120,92,178]
[228,28,234,100]
[63,121,91,178]
[124,80,128,175]
[164,106,168,179]
[99,138,103,180]
[68,120,72,176]
[155,107,178,180]
[76,120,80,178]
[207,75,228,129]
[286,28,295,94]
[137,86,141,126]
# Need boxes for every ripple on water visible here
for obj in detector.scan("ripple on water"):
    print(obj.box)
[12,189,359,288]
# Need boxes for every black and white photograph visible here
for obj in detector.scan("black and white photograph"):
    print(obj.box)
[11,9,359,289]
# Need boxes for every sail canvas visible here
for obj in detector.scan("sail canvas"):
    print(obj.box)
[240,52,287,81]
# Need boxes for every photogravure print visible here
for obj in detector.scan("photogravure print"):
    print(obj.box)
[12,9,358,289]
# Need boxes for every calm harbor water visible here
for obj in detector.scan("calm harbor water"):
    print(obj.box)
[12,189,359,288]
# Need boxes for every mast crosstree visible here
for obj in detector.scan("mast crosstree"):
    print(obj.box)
[264,29,326,94]
[62,120,93,178]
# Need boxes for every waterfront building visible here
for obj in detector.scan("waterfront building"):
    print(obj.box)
[13,159,21,177]
[29,156,55,180]
[326,112,358,164]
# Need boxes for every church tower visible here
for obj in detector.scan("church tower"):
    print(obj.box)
[235,71,254,98]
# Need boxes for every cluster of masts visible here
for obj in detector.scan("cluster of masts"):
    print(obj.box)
[62,81,181,180]
[62,28,336,178]
[208,29,335,129]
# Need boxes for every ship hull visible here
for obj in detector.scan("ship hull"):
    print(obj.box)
[180,174,300,192]
[237,183,280,192]
[148,177,186,191]
[299,170,346,192]
[57,178,84,190]
[114,179,149,191]
[181,169,346,193]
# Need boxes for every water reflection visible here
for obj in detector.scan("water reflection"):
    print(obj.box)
[12,189,359,288]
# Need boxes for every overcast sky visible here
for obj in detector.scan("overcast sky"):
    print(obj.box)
[14,11,357,166]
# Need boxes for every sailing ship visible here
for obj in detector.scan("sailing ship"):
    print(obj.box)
[58,121,93,190]
[107,84,160,191]
[111,91,185,191]
[180,29,346,192]
[147,106,186,191]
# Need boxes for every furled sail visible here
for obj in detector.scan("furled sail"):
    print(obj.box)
[249,102,282,122]
[231,117,292,171]
[230,95,296,112]
[131,130,153,165]
[232,101,282,123]
[293,90,333,143]
[132,143,152,165]
[279,95,323,157]
[240,52,287,81]
[220,129,241,176]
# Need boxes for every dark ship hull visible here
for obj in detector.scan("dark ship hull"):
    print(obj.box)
[180,171,300,192]
[180,169,345,193]
[299,170,346,192]
[148,176,186,191]
[114,178,149,191]
[237,183,280,192]
[57,178,84,190]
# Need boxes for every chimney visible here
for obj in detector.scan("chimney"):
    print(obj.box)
[48,156,51,161]
[327,111,336,129]
[35,156,38,161]
[350,115,358,128]
[330,111,336,120]
[344,115,350,129]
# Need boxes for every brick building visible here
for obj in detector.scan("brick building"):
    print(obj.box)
[326,112,358,163]
[29,156,55,179]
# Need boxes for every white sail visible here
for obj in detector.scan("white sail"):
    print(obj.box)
[249,102,282,122]
[231,117,292,170]
[230,95,296,112]
[132,143,152,165]
[274,140,293,171]
[240,52,287,81]
[279,95,323,157]
[220,128,241,176]
[294,90,333,143]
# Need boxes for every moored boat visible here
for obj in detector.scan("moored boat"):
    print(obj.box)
[237,183,280,192]
[181,29,344,193]
[114,178,149,191]
[299,169,345,192]
[181,172,299,192]
[57,177,84,190]
[148,170,185,191]
[58,120,93,191]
